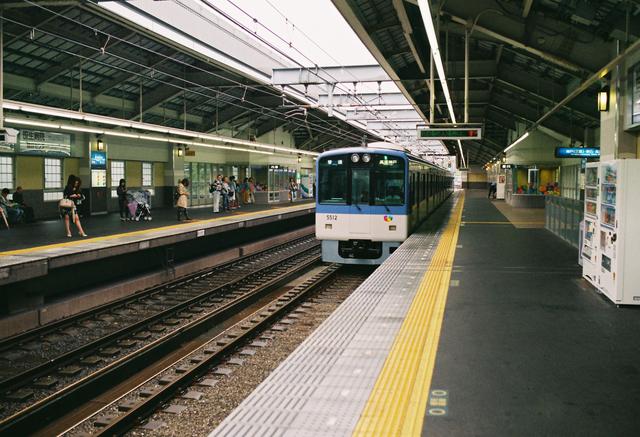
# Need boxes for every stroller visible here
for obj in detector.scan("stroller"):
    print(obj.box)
[127,190,153,221]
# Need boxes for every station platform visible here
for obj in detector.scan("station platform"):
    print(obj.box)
[0,201,314,287]
[212,190,640,436]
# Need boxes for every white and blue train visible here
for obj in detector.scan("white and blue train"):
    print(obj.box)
[315,142,454,265]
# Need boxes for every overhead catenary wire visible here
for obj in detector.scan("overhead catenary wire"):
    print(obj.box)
[207,0,411,138]
[13,1,367,144]
[2,7,366,145]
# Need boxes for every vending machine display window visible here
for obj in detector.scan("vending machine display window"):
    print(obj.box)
[585,187,598,201]
[601,205,616,228]
[585,167,598,186]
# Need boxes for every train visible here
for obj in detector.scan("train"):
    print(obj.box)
[315,142,454,265]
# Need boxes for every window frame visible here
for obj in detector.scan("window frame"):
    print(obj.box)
[142,162,153,187]
[43,157,63,202]
[110,160,126,198]
[0,155,14,191]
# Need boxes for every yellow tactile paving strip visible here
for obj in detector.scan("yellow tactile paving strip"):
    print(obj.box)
[353,192,464,436]
[0,203,314,257]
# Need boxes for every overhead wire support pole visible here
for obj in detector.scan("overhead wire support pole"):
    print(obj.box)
[430,53,435,124]
[79,60,83,113]
[464,27,469,123]
[0,12,3,130]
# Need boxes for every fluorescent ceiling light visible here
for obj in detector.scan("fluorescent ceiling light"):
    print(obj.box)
[3,100,319,156]
[504,132,529,152]
[105,131,141,139]
[4,117,60,129]
[417,0,465,169]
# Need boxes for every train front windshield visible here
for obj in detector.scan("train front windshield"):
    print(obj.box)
[318,153,405,206]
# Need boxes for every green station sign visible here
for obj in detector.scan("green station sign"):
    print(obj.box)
[418,124,482,140]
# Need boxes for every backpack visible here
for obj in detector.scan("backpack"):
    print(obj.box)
[174,186,180,203]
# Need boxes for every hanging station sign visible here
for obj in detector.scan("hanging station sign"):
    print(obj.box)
[19,130,71,156]
[554,147,600,158]
[418,124,482,140]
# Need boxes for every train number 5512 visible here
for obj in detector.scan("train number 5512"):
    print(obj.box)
[325,214,338,221]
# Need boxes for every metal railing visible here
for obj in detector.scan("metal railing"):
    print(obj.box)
[545,196,583,249]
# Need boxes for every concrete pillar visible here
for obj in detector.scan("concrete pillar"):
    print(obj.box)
[600,44,637,160]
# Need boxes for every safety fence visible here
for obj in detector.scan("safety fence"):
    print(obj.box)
[545,196,583,249]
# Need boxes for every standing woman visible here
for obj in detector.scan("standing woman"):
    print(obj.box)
[176,178,191,221]
[62,175,88,237]
[222,176,231,211]
[116,179,131,221]
[288,177,298,202]
[248,177,256,204]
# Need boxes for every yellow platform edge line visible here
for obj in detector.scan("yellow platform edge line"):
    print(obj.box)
[0,203,313,257]
[462,220,544,225]
[353,192,465,437]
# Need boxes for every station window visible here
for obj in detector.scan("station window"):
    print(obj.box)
[142,162,153,187]
[0,156,14,191]
[44,158,63,202]
[632,62,640,125]
[110,160,125,198]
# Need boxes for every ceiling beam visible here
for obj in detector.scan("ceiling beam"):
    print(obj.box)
[443,12,589,76]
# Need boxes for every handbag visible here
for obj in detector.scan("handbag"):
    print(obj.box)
[59,198,75,209]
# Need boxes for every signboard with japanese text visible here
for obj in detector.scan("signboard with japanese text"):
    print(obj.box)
[19,130,71,156]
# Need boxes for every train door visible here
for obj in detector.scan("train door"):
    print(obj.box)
[349,167,371,235]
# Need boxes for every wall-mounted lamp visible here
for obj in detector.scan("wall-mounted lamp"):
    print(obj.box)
[297,154,302,163]
[177,147,184,157]
[597,86,610,112]
[96,138,104,151]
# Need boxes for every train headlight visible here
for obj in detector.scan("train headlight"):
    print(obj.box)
[362,153,371,163]
[351,153,360,163]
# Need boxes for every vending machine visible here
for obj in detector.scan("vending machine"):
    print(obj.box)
[582,159,640,305]
[581,163,599,285]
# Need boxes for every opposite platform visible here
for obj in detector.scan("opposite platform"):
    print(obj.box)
[0,202,314,286]
[212,193,463,436]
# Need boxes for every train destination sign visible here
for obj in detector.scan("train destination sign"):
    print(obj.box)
[418,124,482,140]
[554,147,600,158]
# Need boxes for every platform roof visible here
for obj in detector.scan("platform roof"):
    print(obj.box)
[0,0,375,152]
[332,0,636,164]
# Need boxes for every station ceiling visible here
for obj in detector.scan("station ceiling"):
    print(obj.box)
[1,1,372,152]
[333,0,639,164]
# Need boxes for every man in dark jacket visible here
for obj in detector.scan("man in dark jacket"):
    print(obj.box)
[13,186,34,222]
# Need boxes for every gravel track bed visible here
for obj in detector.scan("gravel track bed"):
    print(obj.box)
[0,237,314,382]
[123,269,371,437]
[0,238,317,421]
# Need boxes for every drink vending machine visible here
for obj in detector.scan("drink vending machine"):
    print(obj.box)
[582,159,640,305]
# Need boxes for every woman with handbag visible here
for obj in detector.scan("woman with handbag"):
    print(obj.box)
[61,175,88,238]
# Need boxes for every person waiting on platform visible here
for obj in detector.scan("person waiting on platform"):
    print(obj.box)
[488,181,497,199]
[211,174,223,213]
[61,175,87,238]
[289,178,298,202]
[12,187,34,223]
[176,178,191,221]
[229,175,238,210]
[248,177,256,203]
[222,176,231,212]
[116,179,132,221]
[1,188,24,224]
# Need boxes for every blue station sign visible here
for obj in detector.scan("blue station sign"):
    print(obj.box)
[554,147,600,158]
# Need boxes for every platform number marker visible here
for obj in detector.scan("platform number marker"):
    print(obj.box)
[427,389,449,416]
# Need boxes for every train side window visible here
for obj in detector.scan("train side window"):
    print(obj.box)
[372,155,405,206]
[318,155,348,204]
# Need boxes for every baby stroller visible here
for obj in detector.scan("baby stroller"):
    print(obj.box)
[128,190,152,221]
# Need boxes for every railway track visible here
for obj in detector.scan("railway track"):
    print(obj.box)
[62,265,369,436]
[0,235,320,435]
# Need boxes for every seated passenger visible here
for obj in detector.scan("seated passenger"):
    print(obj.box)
[12,186,35,222]
[0,188,24,224]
